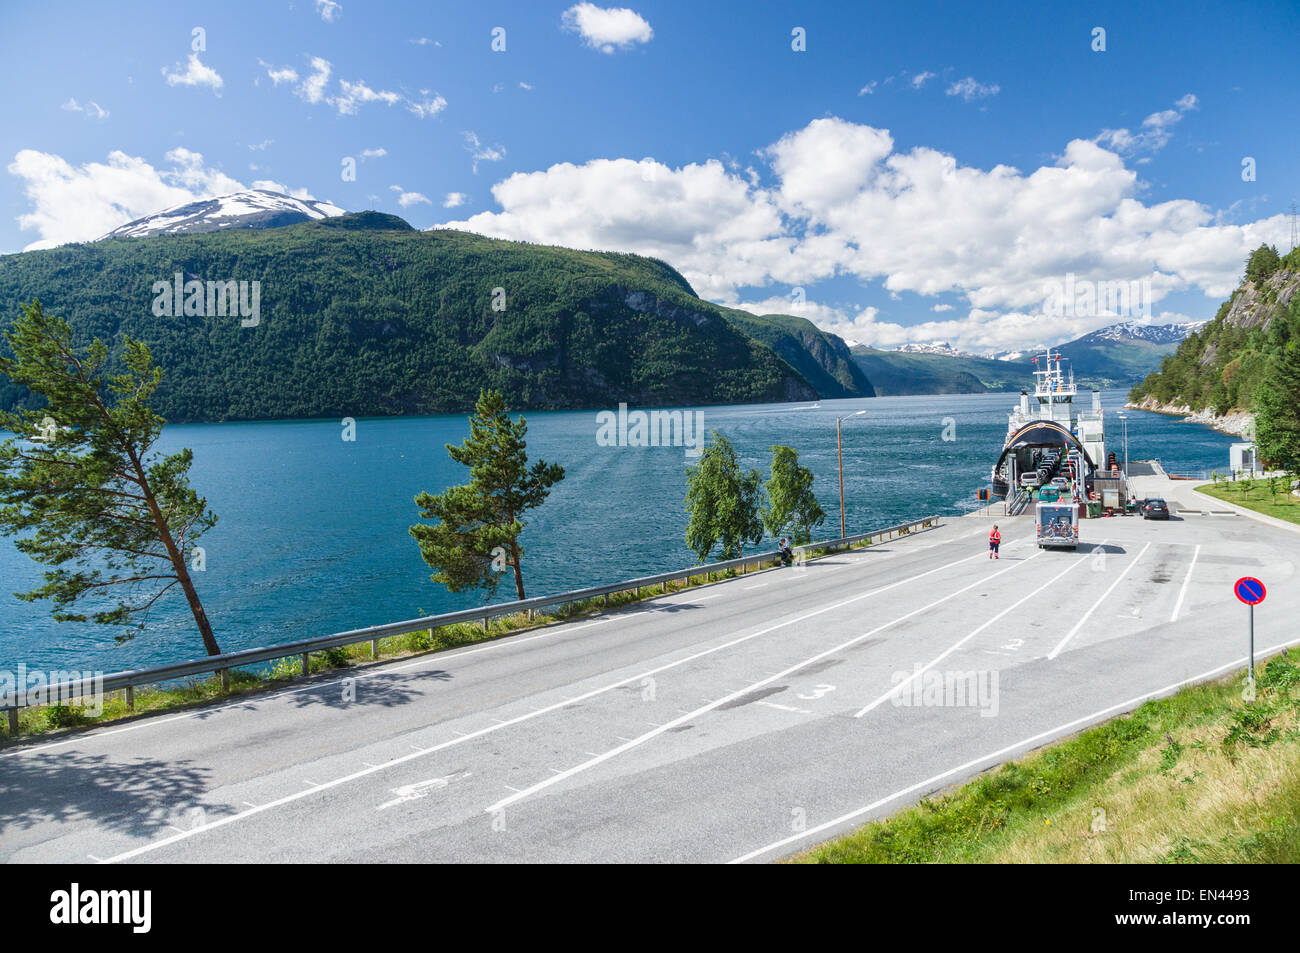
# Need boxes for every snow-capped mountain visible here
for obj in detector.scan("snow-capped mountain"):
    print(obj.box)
[98,189,346,240]
[1071,320,1206,346]
[890,341,979,357]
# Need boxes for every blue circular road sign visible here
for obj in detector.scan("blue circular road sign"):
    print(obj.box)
[1234,577,1266,605]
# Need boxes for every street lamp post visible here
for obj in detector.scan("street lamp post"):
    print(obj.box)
[1116,413,1129,477]
[837,410,867,538]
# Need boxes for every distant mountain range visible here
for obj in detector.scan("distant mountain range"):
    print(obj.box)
[853,321,1205,395]
[0,190,1209,413]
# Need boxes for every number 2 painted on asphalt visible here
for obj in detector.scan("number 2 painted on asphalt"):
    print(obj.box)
[797,684,836,700]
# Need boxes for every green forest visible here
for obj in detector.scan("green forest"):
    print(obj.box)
[0,213,871,421]
[1129,245,1300,416]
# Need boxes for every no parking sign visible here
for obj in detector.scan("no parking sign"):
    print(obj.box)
[1234,577,1266,686]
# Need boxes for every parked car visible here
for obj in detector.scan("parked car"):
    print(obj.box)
[1142,498,1170,520]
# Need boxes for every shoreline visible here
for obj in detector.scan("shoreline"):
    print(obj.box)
[1125,397,1254,438]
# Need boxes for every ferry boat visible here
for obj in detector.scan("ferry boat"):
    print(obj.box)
[989,348,1109,501]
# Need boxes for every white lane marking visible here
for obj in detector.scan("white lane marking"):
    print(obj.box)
[1170,544,1200,622]
[2,615,620,759]
[10,528,954,760]
[745,584,769,590]
[242,801,258,808]
[485,550,1041,813]
[852,543,1100,718]
[730,637,1300,864]
[86,854,103,862]
[92,537,1008,863]
[758,702,811,714]
[377,771,471,810]
[1047,542,1152,660]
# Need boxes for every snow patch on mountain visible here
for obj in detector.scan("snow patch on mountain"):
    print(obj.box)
[98,189,346,240]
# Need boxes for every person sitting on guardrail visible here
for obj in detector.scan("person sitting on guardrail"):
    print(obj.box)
[778,538,793,567]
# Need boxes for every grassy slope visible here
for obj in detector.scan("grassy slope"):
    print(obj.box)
[1196,481,1300,525]
[793,654,1300,863]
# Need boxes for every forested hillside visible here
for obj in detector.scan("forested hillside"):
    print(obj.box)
[1129,245,1300,416]
[0,214,863,421]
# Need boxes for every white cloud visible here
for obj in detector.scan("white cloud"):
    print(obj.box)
[857,81,877,96]
[443,191,468,208]
[266,55,444,118]
[463,131,506,172]
[932,303,953,311]
[61,98,109,120]
[315,0,342,22]
[162,53,223,94]
[260,59,299,86]
[333,78,401,115]
[407,94,447,118]
[397,191,432,208]
[361,147,387,159]
[947,77,1000,101]
[1096,93,1198,155]
[7,148,318,251]
[519,81,534,90]
[296,57,332,104]
[438,112,1287,351]
[911,71,935,88]
[561,3,653,53]
[249,139,274,151]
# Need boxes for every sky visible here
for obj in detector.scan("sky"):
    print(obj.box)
[1,0,1298,353]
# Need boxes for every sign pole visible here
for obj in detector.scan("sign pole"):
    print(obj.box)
[1249,602,1255,687]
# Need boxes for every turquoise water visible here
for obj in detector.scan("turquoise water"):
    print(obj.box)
[0,390,1237,672]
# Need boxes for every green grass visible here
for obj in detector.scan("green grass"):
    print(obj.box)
[1197,480,1300,525]
[791,653,1300,864]
[1,531,904,744]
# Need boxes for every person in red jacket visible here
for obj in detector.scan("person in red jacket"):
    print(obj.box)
[989,525,1001,559]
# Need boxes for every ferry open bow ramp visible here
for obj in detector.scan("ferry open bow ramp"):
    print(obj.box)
[2,493,1295,863]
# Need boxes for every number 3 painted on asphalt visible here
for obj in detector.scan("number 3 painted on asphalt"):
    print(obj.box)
[797,684,836,700]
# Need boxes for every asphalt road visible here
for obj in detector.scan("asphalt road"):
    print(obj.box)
[2,500,1296,863]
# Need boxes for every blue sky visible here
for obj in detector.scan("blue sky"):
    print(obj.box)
[2,0,1297,352]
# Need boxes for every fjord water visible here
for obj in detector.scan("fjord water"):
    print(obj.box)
[1,391,1236,672]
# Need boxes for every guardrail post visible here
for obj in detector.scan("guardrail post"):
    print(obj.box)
[126,685,135,711]
[300,653,310,676]
[5,708,17,735]
[371,638,379,659]
[219,669,230,693]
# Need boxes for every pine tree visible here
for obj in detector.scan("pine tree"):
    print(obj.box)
[684,431,764,561]
[762,445,825,545]
[0,301,221,655]
[410,389,564,601]
[1254,340,1300,471]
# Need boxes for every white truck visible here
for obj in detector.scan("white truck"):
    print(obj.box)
[1036,501,1079,549]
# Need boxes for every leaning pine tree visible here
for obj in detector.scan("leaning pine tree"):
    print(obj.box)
[411,389,564,601]
[0,301,221,655]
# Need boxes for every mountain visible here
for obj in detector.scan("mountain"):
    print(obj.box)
[717,309,873,398]
[1128,245,1300,425]
[852,320,1204,396]
[0,205,876,421]
[97,189,346,240]
[850,347,1034,396]
[1051,321,1204,385]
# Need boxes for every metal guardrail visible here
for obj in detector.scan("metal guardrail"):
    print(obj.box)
[2,515,939,730]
